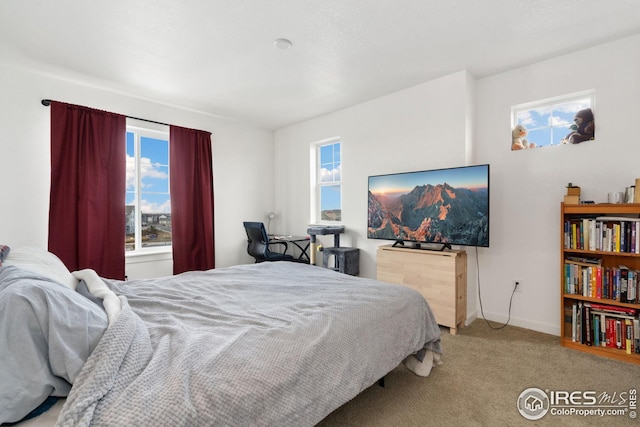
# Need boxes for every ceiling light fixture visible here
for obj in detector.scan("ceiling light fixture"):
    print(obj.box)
[274,38,292,50]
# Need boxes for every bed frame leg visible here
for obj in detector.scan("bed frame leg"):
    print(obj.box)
[377,376,385,387]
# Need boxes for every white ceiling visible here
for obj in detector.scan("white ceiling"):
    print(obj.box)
[2,1,640,130]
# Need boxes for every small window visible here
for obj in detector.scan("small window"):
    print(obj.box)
[126,120,172,253]
[511,91,595,150]
[312,139,342,222]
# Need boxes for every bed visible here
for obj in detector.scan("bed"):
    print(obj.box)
[0,246,442,426]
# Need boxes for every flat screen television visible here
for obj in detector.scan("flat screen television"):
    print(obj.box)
[367,164,490,249]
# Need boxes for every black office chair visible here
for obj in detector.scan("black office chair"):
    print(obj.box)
[243,221,295,263]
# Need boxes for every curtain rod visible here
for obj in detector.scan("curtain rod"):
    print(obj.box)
[41,99,171,127]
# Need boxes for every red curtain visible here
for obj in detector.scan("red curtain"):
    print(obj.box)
[48,102,126,279]
[170,125,215,274]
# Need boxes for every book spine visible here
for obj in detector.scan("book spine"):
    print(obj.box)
[577,302,583,344]
[572,303,577,342]
[588,302,636,316]
[606,318,614,347]
[583,219,590,251]
[616,319,623,349]
[620,268,629,302]
[628,270,636,303]
[564,263,569,294]
[626,319,633,355]
[585,305,592,346]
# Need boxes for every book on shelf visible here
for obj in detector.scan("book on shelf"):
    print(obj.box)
[568,301,639,353]
[571,302,578,342]
[565,255,602,265]
[616,320,623,349]
[564,217,640,254]
[620,267,629,302]
[626,319,634,355]
[563,263,640,304]
[606,317,614,347]
[585,304,592,346]
[564,304,573,341]
[588,302,636,316]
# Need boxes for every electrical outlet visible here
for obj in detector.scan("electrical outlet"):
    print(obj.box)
[514,279,523,293]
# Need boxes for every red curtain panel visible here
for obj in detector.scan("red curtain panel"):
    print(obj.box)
[48,101,126,279]
[170,125,215,274]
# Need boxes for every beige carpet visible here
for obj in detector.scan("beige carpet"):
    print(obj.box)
[317,319,640,427]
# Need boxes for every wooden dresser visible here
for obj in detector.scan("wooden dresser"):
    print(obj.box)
[376,244,467,334]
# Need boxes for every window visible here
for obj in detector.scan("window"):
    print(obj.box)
[125,120,171,252]
[312,139,342,222]
[511,90,595,149]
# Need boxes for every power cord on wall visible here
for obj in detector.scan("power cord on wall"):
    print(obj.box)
[475,246,516,330]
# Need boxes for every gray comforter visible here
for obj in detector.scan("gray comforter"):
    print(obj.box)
[57,262,442,427]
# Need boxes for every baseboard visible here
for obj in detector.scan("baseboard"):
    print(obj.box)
[465,309,559,336]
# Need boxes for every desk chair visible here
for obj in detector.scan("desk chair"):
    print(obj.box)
[243,221,295,263]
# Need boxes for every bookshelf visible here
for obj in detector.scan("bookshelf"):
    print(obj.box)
[561,202,640,364]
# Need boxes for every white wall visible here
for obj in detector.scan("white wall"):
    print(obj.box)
[274,70,480,320]
[0,63,273,277]
[274,34,640,336]
[474,34,640,335]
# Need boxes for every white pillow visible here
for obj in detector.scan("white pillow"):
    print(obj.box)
[3,247,78,290]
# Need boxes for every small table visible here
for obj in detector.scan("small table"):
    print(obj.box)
[270,235,310,263]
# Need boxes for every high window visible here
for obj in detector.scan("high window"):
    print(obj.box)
[511,90,595,149]
[125,120,172,252]
[312,139,342,222]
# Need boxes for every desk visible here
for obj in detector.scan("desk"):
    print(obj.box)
[269,235,310,263]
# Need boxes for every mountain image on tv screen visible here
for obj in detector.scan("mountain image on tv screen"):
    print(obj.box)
[367,164,489,247]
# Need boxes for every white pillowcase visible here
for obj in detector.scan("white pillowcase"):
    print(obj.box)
[3,247,79,289]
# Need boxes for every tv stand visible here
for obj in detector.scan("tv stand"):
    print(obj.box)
[392,239,405,248]
[376,244,467,334]
[422,243,451,251]
[392,239,451,251]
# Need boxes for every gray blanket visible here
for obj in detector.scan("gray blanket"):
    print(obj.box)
[56,262,442,427]
[0,266,108,424]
